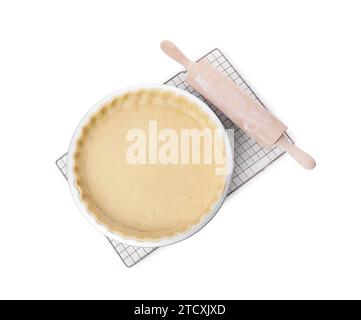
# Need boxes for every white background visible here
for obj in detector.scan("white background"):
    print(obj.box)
[0,0,360,300]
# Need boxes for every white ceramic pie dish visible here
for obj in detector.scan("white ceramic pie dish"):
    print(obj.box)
[67,84,233,247]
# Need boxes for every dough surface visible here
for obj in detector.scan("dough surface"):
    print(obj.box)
[74,89,226,240]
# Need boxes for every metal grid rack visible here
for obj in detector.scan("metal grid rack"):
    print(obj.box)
[56,48,287,267]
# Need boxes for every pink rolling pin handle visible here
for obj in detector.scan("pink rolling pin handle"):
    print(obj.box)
[276,135,316,170]
[160,40,193,69]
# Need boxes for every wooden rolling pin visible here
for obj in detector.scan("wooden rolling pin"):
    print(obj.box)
[161,40,316,170]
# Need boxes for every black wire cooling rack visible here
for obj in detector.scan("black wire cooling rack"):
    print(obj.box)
[56,48,289,267]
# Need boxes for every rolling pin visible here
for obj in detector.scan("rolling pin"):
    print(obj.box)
[161,40,316,170]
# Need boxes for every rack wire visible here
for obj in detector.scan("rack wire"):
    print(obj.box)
[56,48,288,267]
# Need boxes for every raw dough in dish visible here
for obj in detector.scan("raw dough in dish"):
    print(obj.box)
[73,89,226,241]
